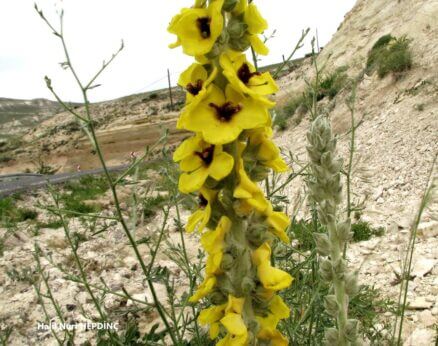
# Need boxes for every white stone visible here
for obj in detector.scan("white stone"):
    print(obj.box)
[412,258,436,278]
[406,328,435,346]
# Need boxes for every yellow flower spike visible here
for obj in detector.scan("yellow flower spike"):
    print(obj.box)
[178,63,218,114]
[253,243,293,291]
[186,187,217,233]
[182,84,270,145]
[173,134,234,193]
[220,52,278,105]
[189,276,217,302]
[168,0,225,56]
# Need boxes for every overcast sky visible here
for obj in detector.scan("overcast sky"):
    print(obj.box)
[0,0,356,103]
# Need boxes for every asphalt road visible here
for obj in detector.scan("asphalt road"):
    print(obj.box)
[0,165,128,198]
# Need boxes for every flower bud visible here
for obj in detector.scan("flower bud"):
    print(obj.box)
[345,319,359,342]
[324,328,339,345]
[221,253,235,271]
[219,189,234,210]
[345,271,359,296]
[337,218,352,243]
[209,290,227,305]
[323,295,339,317]
[229,35,251,52]
[332,258,347,279]
[227,17,247,38]
[223,0,238,12]
[319,259,333,281]
[241,277,255,294]
[313,233,331,256]
[249,165,270,182]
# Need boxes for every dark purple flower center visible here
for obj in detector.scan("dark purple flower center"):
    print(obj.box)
[195,146,214,166]
[197,17,211,38]
[198,194,208,208]
[237,63,261,85]
[209,102,242,122]
[186,79,203,96]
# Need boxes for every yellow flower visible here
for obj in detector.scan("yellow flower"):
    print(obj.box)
[189,276,217,302]
[225,295,245,314]
[180,84,270,145]
[220,52,278,105]
[177,63,218,129]
[173,134,234,193]
[168,0,225,56]
[234,156,270,213]
[252,243,293,291]
[266,205,290,243]
[218,313,248,346]
[198,294,245,341]
[243,3,269,55]
[201,216,231,275]
[256,295,290,346]
[247,128,288,173]
[201,216,231,253]
[199,303,227,339]
[186,187,217,233]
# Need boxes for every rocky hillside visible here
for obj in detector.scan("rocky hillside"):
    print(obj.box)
[0,88,187,173]
[0,98,67,139]
[272,0,437,343]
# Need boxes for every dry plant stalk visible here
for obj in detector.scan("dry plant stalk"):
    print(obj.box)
[307,115,362,346]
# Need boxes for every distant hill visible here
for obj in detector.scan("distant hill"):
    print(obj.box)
[0,98,80,139]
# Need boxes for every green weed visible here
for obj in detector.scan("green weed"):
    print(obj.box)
[366,35,413,78]
[351,221,385,242]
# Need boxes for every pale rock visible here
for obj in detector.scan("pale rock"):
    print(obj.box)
[417,221,438,238]
[411,258,436,278]
[397,216,412,229]
[418,310,436,327]
[407,297,433,310]
[406,328,435,346]
[373,186,384,200]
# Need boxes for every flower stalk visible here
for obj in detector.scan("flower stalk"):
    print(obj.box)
[306,115,361,346]
[169,0,292,344]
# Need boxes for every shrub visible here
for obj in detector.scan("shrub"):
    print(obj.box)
[273,111,288,131]
[37,219,64,229]
[17,209,38,221]
[366,35,412,78]
[143,195,168,219]
[351,221,385,242]
[60,175,109,214]
[318,67,349,99]
[0,198,38,223]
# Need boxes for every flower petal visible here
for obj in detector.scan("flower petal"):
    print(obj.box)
[249,35,269,56]
[178,168,209,193]
[208,150,234,181]
[244,3,268,35]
